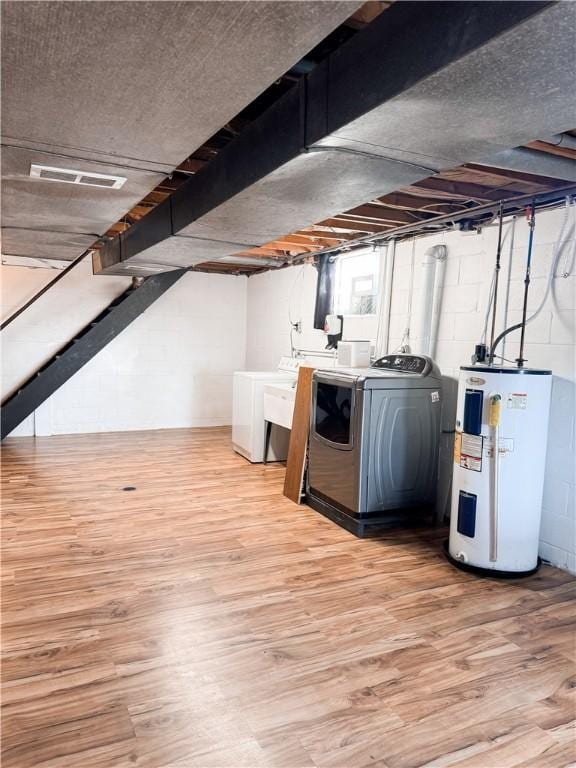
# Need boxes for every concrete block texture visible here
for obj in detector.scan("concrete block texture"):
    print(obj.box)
[245,208,575,571]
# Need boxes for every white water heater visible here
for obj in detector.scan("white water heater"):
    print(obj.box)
[448,365,552,576]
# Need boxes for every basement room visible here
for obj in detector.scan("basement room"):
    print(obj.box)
[1,2,575,767]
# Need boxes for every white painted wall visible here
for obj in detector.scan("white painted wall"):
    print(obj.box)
[1,260,132,399]
[246,263,378,371]
[1,259,131,435]
[245,207,576,572]
[1,261,247,435]
[2,207,574,570]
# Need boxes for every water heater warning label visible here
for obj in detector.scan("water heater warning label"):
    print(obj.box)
[460,434,483,472]
[507,393,527,409]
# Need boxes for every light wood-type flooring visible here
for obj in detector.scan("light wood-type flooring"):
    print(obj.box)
[2,428,575,768]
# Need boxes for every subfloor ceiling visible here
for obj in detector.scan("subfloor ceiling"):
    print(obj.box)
[92,0,576,276]
[1,0,360,265]
[2,1,575,277]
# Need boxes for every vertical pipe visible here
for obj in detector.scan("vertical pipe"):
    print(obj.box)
[488,203,504,365]
[501,217,516,362]
[488,392,502,562]
[376,240,395,357]
[516,202,536,367]
[418,244,447,358]
[490,418,500,562]
[418,247,435,356]
[429,245,447,360]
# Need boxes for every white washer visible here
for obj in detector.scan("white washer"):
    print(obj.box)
[307,354,442,537]
[232,357,300,463]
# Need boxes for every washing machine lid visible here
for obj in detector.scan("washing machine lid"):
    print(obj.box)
[324,354,438,380]
[371,354,435,375]
[314,367,442,391]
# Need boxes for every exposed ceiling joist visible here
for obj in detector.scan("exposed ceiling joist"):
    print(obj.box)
[404,177,526,202]
[96,0,575,276]
[299,229,361,241]
[473,148,576,182]
[226,156,575,269]
[289,182,576,265]
[343,204,436,225]
[527,139,576,160]
[374,191,465,211]
[317,218,392,233]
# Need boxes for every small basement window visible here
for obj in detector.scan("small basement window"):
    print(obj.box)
[334,250,379,316]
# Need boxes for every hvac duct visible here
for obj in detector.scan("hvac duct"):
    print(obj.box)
[2,1,359,264]
[95,1,576,276]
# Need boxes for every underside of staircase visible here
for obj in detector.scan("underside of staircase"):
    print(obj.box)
[1,269,186,440]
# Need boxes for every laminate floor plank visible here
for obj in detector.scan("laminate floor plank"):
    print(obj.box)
[2,428,575,768]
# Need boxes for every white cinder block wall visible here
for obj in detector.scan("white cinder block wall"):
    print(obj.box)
[2,207,574,570]
[1,259,132,435]
[245,262,379,370]
[246,207,576,572]
[1,261,247,435]
[1,259,132,401]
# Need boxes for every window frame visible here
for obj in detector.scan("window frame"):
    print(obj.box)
[333,249,380,318]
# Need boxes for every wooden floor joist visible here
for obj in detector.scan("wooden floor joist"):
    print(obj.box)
[1,428,575,768]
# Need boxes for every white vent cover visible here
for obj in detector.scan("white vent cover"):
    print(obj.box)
[30,164,126,189]
[115,262,167,274]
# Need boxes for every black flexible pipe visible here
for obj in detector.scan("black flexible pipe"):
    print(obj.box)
[489,202,536,364]
[516,201,536,367]
[490,321,523,360]
[488,202,504,365]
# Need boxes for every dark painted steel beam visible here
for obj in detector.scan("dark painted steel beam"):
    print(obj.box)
[96,1,575,275]
[2,2,358,263]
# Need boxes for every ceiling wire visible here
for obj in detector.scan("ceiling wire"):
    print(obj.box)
[303,145,438,175]
[286,185,576,267]
[288,265,306,357]
[1,140,173,176]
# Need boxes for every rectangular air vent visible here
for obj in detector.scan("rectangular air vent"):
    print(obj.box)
[30,164,126,189]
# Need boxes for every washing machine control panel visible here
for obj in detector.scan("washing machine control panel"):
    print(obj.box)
[371,355,429,375]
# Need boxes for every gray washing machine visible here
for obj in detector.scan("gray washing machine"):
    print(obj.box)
[307,354,442,536]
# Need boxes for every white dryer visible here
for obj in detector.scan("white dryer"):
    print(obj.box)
[232,357,300,463]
